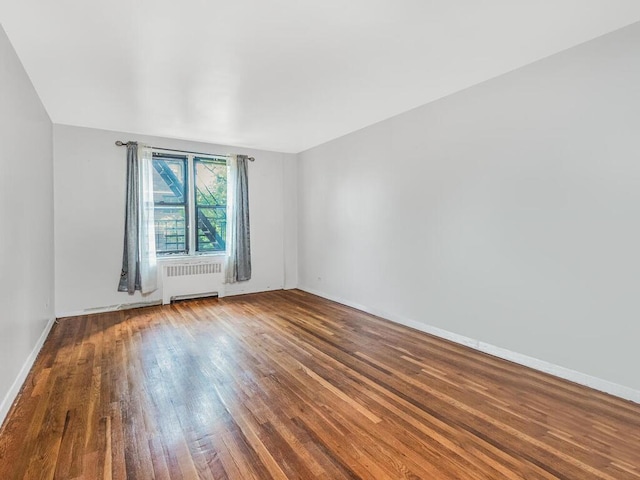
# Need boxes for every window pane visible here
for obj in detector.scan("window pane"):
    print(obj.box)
[196,206,226,252]
[153,157,186,204]
[154,206,186,253]
[195,158,227,252]
[195,159,226,207]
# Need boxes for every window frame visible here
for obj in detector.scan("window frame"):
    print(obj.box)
[152,150,228,257]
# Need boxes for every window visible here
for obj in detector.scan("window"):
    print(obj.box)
[152,152,227,255]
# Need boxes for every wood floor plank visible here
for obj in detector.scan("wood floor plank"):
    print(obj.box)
[1,289,639,479]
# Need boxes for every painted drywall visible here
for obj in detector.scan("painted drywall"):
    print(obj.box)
[54,125,297,316]
[283,154,299,289]
[298,22,640,392]
[0,25,55,421]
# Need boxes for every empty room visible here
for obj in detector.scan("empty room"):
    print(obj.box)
[1,1,640,478]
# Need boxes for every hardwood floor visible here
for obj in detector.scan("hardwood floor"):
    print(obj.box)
[1,290,639,479]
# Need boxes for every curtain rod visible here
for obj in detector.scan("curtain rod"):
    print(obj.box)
[115,140,255,161]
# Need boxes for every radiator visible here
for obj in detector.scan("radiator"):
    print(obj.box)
[161,259,225,304]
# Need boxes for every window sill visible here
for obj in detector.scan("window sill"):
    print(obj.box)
[157,253,226,263]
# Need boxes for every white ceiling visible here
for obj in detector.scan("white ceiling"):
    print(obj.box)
[2,1,640,153]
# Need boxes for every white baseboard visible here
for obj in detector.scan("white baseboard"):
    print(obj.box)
[57,285,285,318]
[221,283,283,298]
[0,316,57,427]
[57,299,163,318]
[298,286,640,404]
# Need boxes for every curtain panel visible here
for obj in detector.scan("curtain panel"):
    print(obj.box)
[118,142,158,294]
[225,154,252,283]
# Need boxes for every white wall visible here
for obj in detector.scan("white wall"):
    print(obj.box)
[298,23,640,393]
[283,154,299,289]
[54,124,297,316]
[0,25,55,421]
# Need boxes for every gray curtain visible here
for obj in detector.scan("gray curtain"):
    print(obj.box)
[118,142,141,294]
[235,155,252,281]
